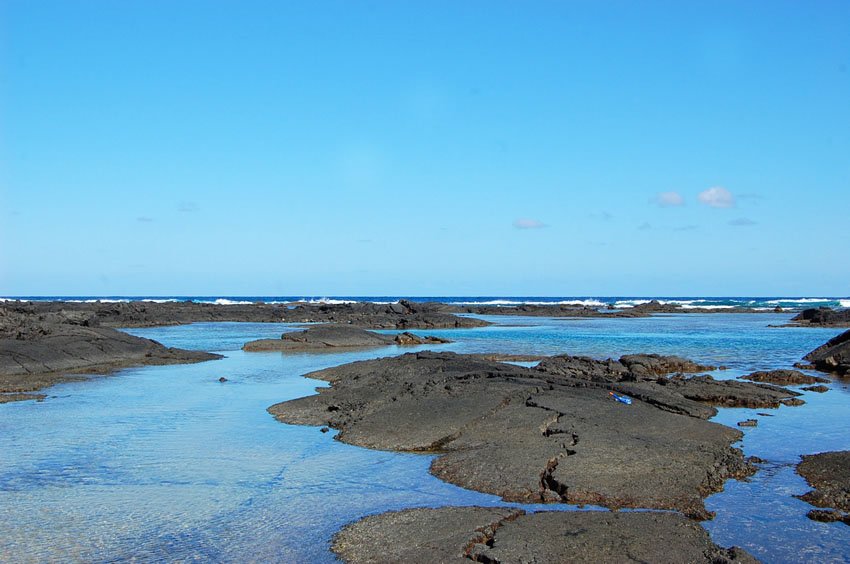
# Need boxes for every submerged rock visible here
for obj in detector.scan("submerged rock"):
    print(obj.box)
[796,451,850,525]
[242,324,451,352]
[269,351,769,518]
[332,507,758,563]
[804,329,850,375]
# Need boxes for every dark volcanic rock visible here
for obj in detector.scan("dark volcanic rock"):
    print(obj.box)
[796,451,850,525]
[332,507,758,563]
[801,385,829,393]
[740,369,829,386]
[2,299,487,330]
[242,324,451,352]
[535,354,798,417]
[737,419,758,427]
[804,329,850,375]
[270,352,761,518]
[0,307,221,401]
[792,307,850,327]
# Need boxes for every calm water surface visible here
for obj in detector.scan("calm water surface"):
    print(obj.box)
[1,314,848,562]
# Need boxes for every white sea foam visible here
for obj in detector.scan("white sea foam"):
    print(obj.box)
[195,299,254,305]
[448,299,607,307]
[141,299,180,303]
[300,298,359,305]
[840,299,850,308]
[765,298,830,305]
[67,299,130,303]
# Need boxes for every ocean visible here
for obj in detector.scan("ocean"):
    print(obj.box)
[2,295,849,309]
[0,311,848,561]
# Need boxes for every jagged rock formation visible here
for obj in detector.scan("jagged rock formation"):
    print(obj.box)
[804,329,850,375]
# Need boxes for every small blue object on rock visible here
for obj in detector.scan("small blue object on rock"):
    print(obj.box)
[609,391,633,405]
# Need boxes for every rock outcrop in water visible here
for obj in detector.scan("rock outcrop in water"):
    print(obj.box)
[242,324,450,352]
[0,306,221,402]
[270,351,799,519]
[791,308,850,328]
[3,299,488,330]
[804,329,850,375]
[796,451,850,525]
[739,369,829,386]
[332,507,758,563]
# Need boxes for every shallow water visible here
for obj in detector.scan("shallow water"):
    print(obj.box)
[1,314,848,562]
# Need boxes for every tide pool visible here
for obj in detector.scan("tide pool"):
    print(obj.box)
[1,315,848,562]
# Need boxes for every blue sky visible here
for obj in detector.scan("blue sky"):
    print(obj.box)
[1,1,848,296]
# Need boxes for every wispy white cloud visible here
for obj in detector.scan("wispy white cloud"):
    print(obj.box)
[674,224,699,232]
[589,211,613,221]
[178,201,200,213]
[729,217,757,226]
[698,186,735,208]
[137,216,154,223]
[637,222,651,231]
[513,218,547,230]
[653,191,685,207]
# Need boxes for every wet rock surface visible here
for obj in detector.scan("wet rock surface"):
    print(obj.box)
[796,451,850,525]
[269,351,795,518]
[740,369,829,386]
[332,507,758,563]
[242,324,450,352]
[804,329,850,375]
[3,299,487,330]
[0,306,222,401]
[791,307,850,328]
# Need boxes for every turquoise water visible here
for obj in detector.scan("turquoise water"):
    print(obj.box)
[1,314,848,562]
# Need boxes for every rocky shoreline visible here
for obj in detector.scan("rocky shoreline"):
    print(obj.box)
[796,451,850,525]
[0,306,221,402]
